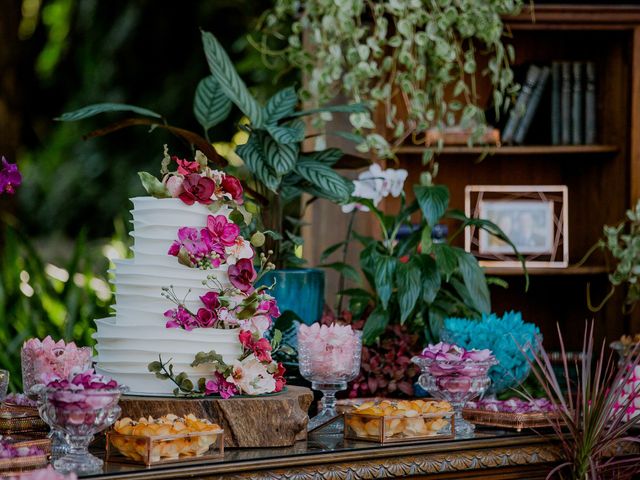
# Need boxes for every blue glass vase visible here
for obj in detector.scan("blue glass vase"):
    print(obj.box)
[257,268,325,326]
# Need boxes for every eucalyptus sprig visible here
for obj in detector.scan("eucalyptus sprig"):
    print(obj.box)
[257,0,523,158]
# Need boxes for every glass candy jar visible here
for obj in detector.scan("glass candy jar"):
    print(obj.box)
[298,324,362,433]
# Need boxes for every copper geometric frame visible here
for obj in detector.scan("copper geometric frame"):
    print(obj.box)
[464,185,569,268]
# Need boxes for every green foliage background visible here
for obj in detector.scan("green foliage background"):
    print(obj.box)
[1,0,288,391]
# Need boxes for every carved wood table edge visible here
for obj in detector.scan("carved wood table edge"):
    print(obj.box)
[89,433,561,480]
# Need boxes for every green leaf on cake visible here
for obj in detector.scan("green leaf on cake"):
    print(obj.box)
[264,87,298,122]
[55,102,163,121]
[193,75,232,131]
[191,350,227,370]
[138,172,170,198]
[201,30,264,127]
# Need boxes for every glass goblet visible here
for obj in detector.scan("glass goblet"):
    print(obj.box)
[42,385,128,474]
[298,331,362,433]
[412,356,497,438]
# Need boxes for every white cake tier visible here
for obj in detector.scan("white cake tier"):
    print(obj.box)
[93,318,242,396]
[93,196,243,396]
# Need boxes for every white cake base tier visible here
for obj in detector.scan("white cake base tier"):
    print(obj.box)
[93,318,242,396]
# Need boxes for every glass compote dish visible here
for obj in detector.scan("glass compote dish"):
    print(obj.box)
[21,337,93,457]
[412,343,497,438]
[41,371,127,474]
[298,323,362,433]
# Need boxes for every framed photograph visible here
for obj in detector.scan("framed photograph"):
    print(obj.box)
[465,185,568,268]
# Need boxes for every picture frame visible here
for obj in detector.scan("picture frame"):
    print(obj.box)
[464,185,569,268]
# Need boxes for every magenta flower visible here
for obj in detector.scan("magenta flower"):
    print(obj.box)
[168,227,224,268]
[0,156,21,195]
[174,156,200,176]
[257,298,281,318]
[206,215,240,246]
[164,306,198,331]
[205,372,238,399]
[179,173,215,205]
[228,258,257,293]
[196,307,217,328]
[221,175,244,204]
[200,291,220,311]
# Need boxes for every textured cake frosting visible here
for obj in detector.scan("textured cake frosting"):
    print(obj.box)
[93,197,243,395]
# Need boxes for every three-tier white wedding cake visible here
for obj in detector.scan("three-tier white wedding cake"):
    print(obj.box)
[93,197,243,395]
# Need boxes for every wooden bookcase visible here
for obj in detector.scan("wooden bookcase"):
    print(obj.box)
[305,5,640,352]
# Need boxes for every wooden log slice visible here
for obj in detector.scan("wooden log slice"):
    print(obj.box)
[119,386,313,448]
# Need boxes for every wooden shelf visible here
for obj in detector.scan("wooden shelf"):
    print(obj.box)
[484,265,609,277]
[396,144,619,157]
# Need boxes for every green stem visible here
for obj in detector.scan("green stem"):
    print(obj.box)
[336,211,356,314]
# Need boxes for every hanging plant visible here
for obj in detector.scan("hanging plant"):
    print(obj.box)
[257,0,524,158]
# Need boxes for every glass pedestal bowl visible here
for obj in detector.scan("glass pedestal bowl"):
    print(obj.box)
[41,386,127,474]
[412,356,497,438]
[298,331,362,434]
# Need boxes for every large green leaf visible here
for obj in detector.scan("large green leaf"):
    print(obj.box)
[193,76,232,131]
[396,259,421,323]
[289,103,369,118]
[264,87,298,122]
[138,172,170,198]
[236,136,279,191]
[302,148,343,166]
[201,30,264,127]
[266,123,305,144]
[434,243,458,281]
[319,262,361,283]
[414,184,450,227]
[418,255,441,303]
[295,160,354,202]
[56,103,162,121]
[454,248,491,314]
[262,136,298,175]
[374,254,397,309]
[320,241,346,262]
[362,305,389,345]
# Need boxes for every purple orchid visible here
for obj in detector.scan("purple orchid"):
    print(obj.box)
[0,156,21,195]
[206,215,240,247]
[204,372,238,399]
[228,258,257,293]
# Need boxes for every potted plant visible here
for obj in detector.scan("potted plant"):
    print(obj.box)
[321,164,524,396]
[56,29,368,327]
[256,0,523,158]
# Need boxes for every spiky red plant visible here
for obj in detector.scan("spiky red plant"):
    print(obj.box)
[523,322,640,480]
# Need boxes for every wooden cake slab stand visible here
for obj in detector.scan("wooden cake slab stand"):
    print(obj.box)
[119,386,313,448]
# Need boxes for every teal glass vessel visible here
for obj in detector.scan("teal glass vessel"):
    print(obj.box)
[258,268,325,325]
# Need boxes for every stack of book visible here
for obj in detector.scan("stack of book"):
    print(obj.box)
[501,61,596,145]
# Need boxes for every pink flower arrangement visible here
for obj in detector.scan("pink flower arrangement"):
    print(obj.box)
[0,440,45,459]
[168,215,253,270]
[466,398,555,414]
[46,370,122,412]
[158,152,244,206]
[0,156,21,195]
[21,337,92,393]
[298,323,362,379]
[416,342,495,377]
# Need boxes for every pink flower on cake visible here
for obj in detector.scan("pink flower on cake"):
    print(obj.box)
[179,173,215,205]
[174,157,200,175]
[206,215,240,246]
[200,291,220,311]
[0,156,22,195]
[165,175,184,197]
[228,258,257,293]
[204,372,238,399]
[164,306,198,331]
[229,355,276,395]
[273,362,286,392]
[238,330,272,362]
[239,314,272,337]
[168,227,224,269]
[221,175,244,204]
[257,298,281,318]
[196,308,217,328]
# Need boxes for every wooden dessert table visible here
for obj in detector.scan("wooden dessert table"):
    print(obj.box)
[78,429,560,479]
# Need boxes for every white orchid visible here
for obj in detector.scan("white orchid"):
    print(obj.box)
[341,163,408,213]
[228,354,276,395]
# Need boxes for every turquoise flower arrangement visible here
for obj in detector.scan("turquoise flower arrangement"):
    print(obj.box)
[442,311,541,395]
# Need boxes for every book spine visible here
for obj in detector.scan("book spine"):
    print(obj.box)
[551,62,561,145]
[585,61,596,144]
[514,66,551,145]
[571,62,584,144]
[502,65,541,144]
[561,62,572,145]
